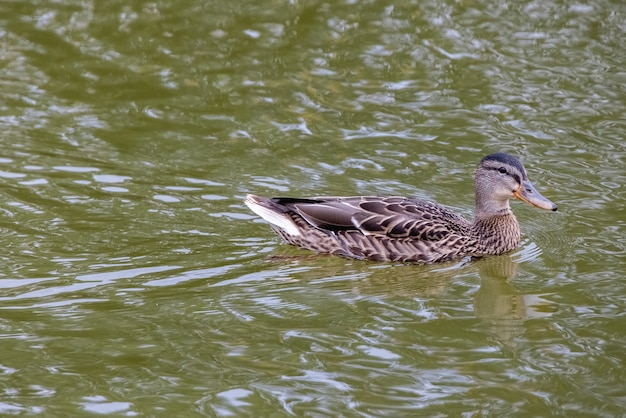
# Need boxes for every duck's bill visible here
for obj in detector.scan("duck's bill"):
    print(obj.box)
[514,180,558,211]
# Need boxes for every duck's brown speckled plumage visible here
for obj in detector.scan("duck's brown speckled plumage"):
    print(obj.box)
[245,153,557,263]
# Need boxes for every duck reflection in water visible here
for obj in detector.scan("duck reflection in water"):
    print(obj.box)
[474,254,557,346]
[259,249,556,348]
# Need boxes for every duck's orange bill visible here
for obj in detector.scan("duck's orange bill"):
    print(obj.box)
[513,180,557,211]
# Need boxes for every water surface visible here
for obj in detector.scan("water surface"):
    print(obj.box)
[0,0,625,416]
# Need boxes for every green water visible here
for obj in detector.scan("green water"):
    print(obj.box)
[1,0,625,416]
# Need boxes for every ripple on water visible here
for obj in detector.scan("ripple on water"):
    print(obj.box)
[80,396,134,415]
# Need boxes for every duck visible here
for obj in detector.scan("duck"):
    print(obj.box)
[244,152,557,263]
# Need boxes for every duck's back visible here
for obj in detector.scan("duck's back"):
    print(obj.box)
[246,195,473,263]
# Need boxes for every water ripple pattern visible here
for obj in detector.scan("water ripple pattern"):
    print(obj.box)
[0,0,624,416]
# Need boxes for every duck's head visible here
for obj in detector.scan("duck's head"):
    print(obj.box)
[474,152,557,216]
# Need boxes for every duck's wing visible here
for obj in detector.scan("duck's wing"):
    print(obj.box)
[279,196,470,240]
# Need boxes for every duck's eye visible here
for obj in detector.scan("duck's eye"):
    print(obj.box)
[498,167,507,174]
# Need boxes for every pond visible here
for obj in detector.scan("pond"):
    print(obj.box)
[0,0,624,416]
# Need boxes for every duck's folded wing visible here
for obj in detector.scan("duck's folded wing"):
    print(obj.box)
[283,197,362,231]
[285,196,467,241]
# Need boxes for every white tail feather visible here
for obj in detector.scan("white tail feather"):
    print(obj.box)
[245,195,301,236]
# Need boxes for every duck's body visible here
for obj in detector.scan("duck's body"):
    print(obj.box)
[245,153,557,263]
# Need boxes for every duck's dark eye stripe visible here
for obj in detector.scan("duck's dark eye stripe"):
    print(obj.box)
[485,166,508,174]
[485,166,521,183]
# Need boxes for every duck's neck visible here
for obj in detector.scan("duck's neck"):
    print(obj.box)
[470,213,521,255]
[475,196,512,217]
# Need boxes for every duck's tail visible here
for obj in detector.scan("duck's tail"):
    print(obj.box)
[244,194,301,236]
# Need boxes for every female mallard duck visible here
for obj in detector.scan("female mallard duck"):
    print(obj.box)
[245,153,557,263]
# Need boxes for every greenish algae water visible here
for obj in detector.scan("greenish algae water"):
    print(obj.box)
[0,0,624,416]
